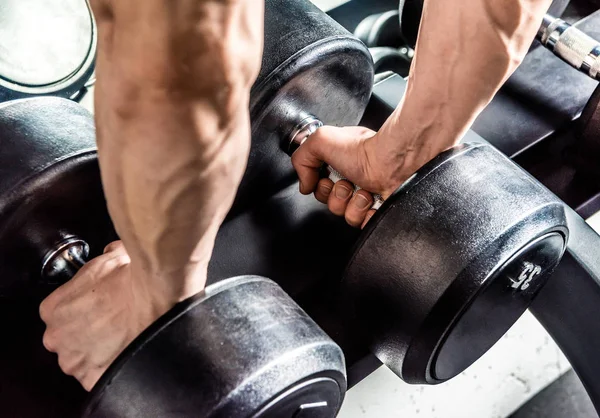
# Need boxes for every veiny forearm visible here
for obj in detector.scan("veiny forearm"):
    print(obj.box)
[91,0,264,302]
[379,0,552,176]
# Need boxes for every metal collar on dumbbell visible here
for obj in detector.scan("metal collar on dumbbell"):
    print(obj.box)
[288,116,324,155]
[41,237,89,284]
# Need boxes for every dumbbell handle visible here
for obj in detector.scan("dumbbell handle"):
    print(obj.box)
[537,14,600,81]
[288,117,385,210]
[41,236,90,284]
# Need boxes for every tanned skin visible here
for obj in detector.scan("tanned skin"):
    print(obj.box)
[39,0,264,391]
[40,0,550,391]
[293,0,553,228]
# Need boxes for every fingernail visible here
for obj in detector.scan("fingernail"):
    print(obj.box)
[356,194,371,209]
[320,183,333,193]
[335,185,352,199]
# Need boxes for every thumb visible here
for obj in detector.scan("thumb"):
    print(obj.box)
[291,126,342,195]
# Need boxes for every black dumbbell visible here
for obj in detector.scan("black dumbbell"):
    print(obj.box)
[354,10,403,48]
[0,97,346,417]
[278,115,568,384]
[0,0,96,102]
[237,0,374,213]
[238,0,570,385]
[0,0,379,414]
[370,47,413,78]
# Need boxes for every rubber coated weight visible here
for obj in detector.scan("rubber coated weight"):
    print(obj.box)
[370,47,412,78]
[354,10,403,48]
[85,276,346,418]
[344,143,568,384]
[236,0,374,210]
[0,0,96,101]
[0,98,115,297]
[0,99,346,417]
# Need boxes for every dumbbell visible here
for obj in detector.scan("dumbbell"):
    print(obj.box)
[537,14,600,81]
[0,0,96,102]
[0,98,346,417]
[279,118,569,384]
[354,10,403,48]
[2,1,373,414]
[241,0,569,385]
[233,0,569,385]
[0,4,570,418]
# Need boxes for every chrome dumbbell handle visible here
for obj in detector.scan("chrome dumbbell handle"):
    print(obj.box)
[537,14,600,81]
[41,236,90,284]
[288,116,385,210]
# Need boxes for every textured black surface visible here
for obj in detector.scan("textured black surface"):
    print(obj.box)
[0,0,96,101]
[0,99,113,417]
[327,0,399,33]
[354,10,403,48]
[531,206,600,414]
[86,276,346,418]
[344,144,568,384]
[0,98,114,297]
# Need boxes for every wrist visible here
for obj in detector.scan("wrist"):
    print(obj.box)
[130,258,209,314]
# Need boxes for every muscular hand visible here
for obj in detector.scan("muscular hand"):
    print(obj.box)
[293,0,552,228]
[40,0,264,390]
[39,242,162,391]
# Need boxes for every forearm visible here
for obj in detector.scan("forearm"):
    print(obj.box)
[379,0,552,174]
[91,0,264,302]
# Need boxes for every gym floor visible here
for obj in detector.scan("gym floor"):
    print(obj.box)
[306,1,597,417]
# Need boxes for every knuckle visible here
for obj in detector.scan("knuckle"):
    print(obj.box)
[42,331,56,352]
[345,212,363,229]
[39,298,55,323]
[103,241,123,254]
[58,356,77,376]
[290,151,302,169]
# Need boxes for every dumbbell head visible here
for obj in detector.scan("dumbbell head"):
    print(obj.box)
[344,143,568,384]
[85,276,346,418]
[0,98,115,297]
[0,0,96,102]
[236,0,374,208]
[0,99,346,417]
[354,10,403,48]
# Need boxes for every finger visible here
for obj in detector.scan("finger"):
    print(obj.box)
[42,330,56,352]
[58,351,85,377]
[39,297,55,324]
[291,126,341,195]
[361,209,377,229]
[104,240,125,254]
[345,190,373,228]
[81,369,105,392]
[328,180,354,216]
[315,178,334,204]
